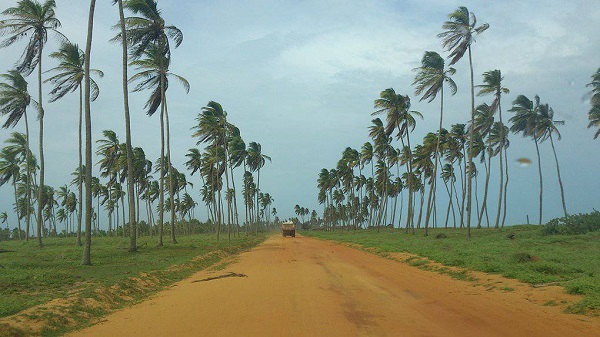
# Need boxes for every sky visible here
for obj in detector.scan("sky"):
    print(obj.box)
[0,0,599,230]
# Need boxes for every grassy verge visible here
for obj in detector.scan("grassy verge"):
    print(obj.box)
[303,225,599,315]
[0,233,266,336]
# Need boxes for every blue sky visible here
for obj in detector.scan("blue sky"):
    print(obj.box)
[0,0,599,229]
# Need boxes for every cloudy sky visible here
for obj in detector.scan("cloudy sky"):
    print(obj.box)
[0,0,598,230]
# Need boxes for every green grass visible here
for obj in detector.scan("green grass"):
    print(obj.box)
[303,225,600,314]
[0,233,265,321]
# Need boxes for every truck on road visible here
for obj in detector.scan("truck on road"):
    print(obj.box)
[281,221,296,237]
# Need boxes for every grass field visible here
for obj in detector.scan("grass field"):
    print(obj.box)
[0,233,266,335]
[304,225,600,314]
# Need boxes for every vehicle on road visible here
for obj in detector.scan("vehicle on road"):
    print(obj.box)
[281,221,296,237]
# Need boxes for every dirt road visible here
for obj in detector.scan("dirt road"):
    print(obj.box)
[68,234,599,337]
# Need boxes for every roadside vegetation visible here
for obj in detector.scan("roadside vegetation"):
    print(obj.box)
[0,233,266,336]
[304,214,600,315]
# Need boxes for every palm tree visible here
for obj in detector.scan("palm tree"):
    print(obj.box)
[488,121,509,226]
[0,146,22,238]
[372,88,422,231]
[477,69,509,227]
[129,45,189,245]
[413,51,457,234]
[509,95,544,225]
[587,68,600,139]
[45,41,102,246]
[1,0,63,247]
[0,71,37,240]
[472,103,494,228]
[82,0,97,265]
[536,102,568,217]
[120,0,183,245]
[111,0,137,252]
[247,142,271,234]
[438,6,489,238]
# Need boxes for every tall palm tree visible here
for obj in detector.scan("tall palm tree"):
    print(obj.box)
[247,142,271,234]
[129,45,189,245]
[0,0,63,247]
[509,95,543,225]
[477,69,509,227]
[413,51,457,234]
[120,0,183,245]
[82,0,96,265]
[536,102,568,217]
[488,121,509,226]
[472,103,495,228]
[586,68,600,139]
[112,0,136,252]
[438,6,489,238]
[372,88,421,231]
[0,70,37,240]
[45,41,102,246]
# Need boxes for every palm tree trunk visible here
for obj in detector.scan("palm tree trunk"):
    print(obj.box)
[255,168,261,234]
[534,136,543,225]
[502,146,509,227]
[164,99,177,244]
[116,0,138,251]
[495,101,505,228]
[82,0,96,265]
[478,149,491,228]
[424,86,444,236]
[466,46,475,239]
[23,110,30,241]
[13,180,22,240]
[157,103,165,246]
[549,134,568,217]
[230,166,240,237]
[36,45,44,248]
[75,85,83,246]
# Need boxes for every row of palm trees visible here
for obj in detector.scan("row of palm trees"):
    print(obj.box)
[0,0,275,265]
[0,129,199,239]
[187,100,273,240]
[316,6,577,236]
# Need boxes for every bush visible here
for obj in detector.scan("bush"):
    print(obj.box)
[542,211,600,235]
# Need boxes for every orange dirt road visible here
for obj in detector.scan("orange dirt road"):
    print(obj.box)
[68,235,599,337]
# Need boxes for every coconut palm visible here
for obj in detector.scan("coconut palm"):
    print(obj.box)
[413,51,457,233]
[477,69,510,227]
[536,102,568,217]
[82,0,97,265]
[45,41,103,246]
[247,142,271,233]
[587,68,600,139]
[472,103,494,228]
[129,44,189,245]
[509,95,544,225]
[438,6,489,238]
[111,0,136,251]
[1,0,63,247]
[372,88,422,231]
[0,146,22,238]
[0,71,37,240]
[119,0,184,245]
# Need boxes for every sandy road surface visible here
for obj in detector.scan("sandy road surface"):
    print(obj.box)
[68,234,599,337]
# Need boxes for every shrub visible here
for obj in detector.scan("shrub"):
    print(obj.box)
[541,211,600,235]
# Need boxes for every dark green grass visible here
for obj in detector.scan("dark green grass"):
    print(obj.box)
[304,225,599,314]
[0,234,265,319]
